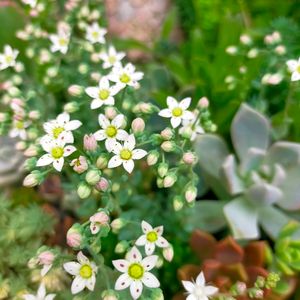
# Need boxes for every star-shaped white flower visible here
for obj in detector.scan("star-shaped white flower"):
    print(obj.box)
[36,139,76,172]
[179,112,204,141]
[99,46,125,69]
[85,76,119,109]
[113,246,160,300]
[94,114,128,152]
[108,63,143,90]
[42,112,82,144]
[63,251,98,294]
[135,221,169,255]
[0,45,19,70]
[9,119,30,140]
[286,58,300,81]
[86,22,107,44]
[182,272,218,300]
[108,134,147,173]
[159,96,194,128]
[49,29,70,54]
[23,284,56,300]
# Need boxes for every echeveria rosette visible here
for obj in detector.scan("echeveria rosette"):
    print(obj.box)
[195,104,300,240]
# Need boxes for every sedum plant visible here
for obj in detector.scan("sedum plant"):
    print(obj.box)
[196,103,300,239]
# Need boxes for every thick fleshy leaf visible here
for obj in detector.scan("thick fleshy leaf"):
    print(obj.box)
[215,237,244,264]
[240,147,266,175]
[258,206,290,240]
[243,241,267,267]
[224,198,259,239]
[245,183,283,206]
[177,264,202,281]
[220,155,244,195]
[231,104,270,162]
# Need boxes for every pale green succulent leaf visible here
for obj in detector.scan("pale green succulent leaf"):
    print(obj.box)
[239,147,266,175]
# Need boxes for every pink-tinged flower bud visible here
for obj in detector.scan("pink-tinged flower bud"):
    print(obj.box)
[131,118,145,133]
[66,226,82,248]
[101,290,119,300]
[147,151,159,166]
[85,169,101,185]
[90,211,109,225]
[105,107,117,119]
[70,156,88,174]
[185,186,197,203]
[272,31,281,43]
[23,171,42,187]
[24,145,38,157]
[264,34,273,45]
[84,134,97,151]
[198,97,209,108]
[158,162,168,178]
[15,141,27,151]
[240,34,252,45]
[163,245,174,262]
[182,152,196,165]
[161,141,176,152]
[254,290,264,299]
[64,101,80,113]
[10,98,24,110]
[173,196,184,211]
[226,46,238,55]
[96,154,108,169]
[68,84,83,97]
[91,72,101,82]
[28,110,40,120]
[111,218,126,233]
[236,282,247,294]
[95,177,110,192]
[275,45,286,55]
[163,173,177,188]
[91,53,100,62]
[38,251,55,265]
[160,127,173,140]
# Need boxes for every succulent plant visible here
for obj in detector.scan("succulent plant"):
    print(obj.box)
[195,104,300,239]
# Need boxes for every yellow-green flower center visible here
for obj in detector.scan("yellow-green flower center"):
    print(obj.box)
[146,231,158,243]
[59,38,67,47]
[120,73,131,84]
[120,149,132,160]
[99,89,110,100]
[5,55,13,64]
[172,107,183,117]
[52,127,64,139]
[128,263,144,280]
[297,65,300,73]
[51,146,64,159]
[105,125,117,138]
[108,56,116,64]
[92,31,99,39]
[15,121,24,129]
[79,264,93,279]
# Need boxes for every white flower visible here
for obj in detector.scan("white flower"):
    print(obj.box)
[36,139,76,172]
[286,58,300,81]
[50,28,70,54]
[108,134,147,173]
[85,76,119,109]
[42,112,82,144]
[86,23,107,44]
[21,0,37,7]
[94,114,128,152]
[113,246,160,300]
[108,63,143,90]
[9,119,30,140]
[182,272,218,300]
[179,112,204,141]
[23,284,56,300]
[63,251,97,294]
[159,96,194,128]
[0,45,19,70]
[135,220,169,255]
[99,46,125,69]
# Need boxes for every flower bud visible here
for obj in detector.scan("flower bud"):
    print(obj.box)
[64,101,80,113]
[24,157,37,171]
[147,151,159,166]
[96,154,108,169]
[173,196,184,211]
[182,152,196,165]
[163,173,177,188]
[247,48,258,58]
[15,141,27,151]
[77,182,92,199]
[240,34,252,45]
[83,134,97,151]
[95,177,110,192]
[105,107,117,119]
[158,162,168,178]
[24,145,39,157]
[131,118,145,133]
[185,186,197,203]
[160,127,173,140]
[115,241,129,254]
[38,251,55,265]
[275,45,286,55]
[163,245,174,262]
[156,177,164,188]
[198,97,209,108]
[101,290,119,300]
[161,141,176,152]
[23,171,43,187]
[78,63,88,74]
[70,156,88,174]
[91,72,101,82]
[28,257,39,269]
[85,169,101,185]
[111,218,126,233]
[28,110,40,120]
[66,225,82,248]
[68,85,83,97]
[226,45,238,55]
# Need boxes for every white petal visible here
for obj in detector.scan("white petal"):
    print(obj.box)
[103,97,115,106]
[57,112,70,124]
[59,131,74,144]
[182,280,195,293]
[71,276,86,294]
[77,251,89,265]
[63,145,76,157]
[123,159,134,173]
[156,236,169,248]
[63,262,81,275]
[99,76,109,89]
[98,114,110,128]
[23,295,36,300]
[142,272,160,288]
[116,129,128,141]
[154,226,163,235]
[291,71,300,81]
[204,285,219,296]
[179,97,191,110]
[111,142,122,155]
[86,275,96,291]
[171,117,182,128]
[142,255,157,271]
[196,272,205,286]
[37,154,53,167]
[94,129,106,141]
[115,273,132,290]
[186,295,197,300]
[41,264,52,277]
[127,246,142,263]
[167,96,178,109]
[158,109,172,118]
[135,235,147,246]
[130,280,143,300]
[132,149,147,160]
[286,59,298,72]
[37,283,46,298]
[108,155,123,168]
[124,134,135,150]
[90,222,100,234]
[112,259,130,272]
[45,294,56,300]
[65,120,82,131]
[91,99,102,109]
[141,220,153,233]
[85,87,99,98]
[183,111,195,120]
[112,114,124,128]
[145,242,155,255]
